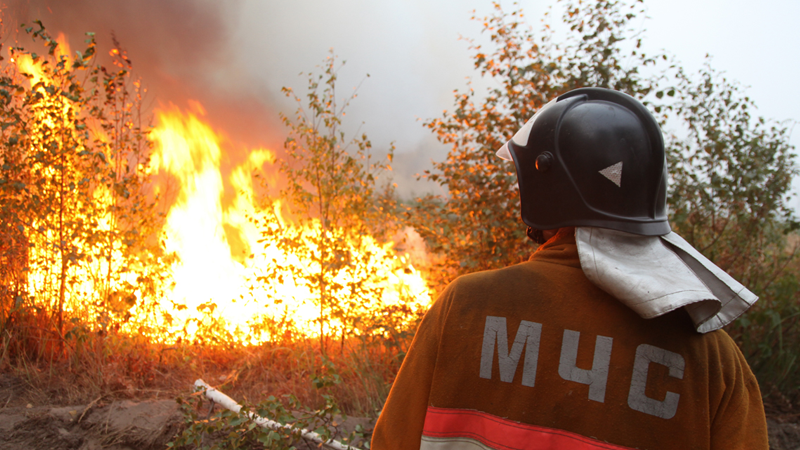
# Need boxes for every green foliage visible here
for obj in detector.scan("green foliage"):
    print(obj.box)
[417,0,799,397]
[278,53,395,239]
[735,266,800,395]
[666,63,797,287]
[414,0,664,292]
[0,22,169,363]
[169,359,367,450]
[666,63,800,393]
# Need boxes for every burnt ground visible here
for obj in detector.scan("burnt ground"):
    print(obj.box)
[0,374,797,449]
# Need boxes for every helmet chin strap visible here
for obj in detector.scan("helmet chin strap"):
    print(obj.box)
[526,227,546,245]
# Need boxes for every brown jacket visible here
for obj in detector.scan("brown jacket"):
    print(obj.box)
[372,228,768,450]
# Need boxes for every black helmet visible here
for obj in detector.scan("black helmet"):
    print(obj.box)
[496,88,670,236]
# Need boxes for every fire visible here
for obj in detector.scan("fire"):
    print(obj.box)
[6,32,432,346]
[145,104,432,344]
[14,32,72,84]
[8,34,143,334]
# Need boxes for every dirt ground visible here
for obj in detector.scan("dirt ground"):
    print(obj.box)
[0,400,375,450]
[0,373,374,450]
[0,399,181,450]
[0,374,797,449]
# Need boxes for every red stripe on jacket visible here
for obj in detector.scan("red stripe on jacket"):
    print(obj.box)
[422,406,633,450]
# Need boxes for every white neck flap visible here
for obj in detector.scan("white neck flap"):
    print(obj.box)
[575,227,758,333]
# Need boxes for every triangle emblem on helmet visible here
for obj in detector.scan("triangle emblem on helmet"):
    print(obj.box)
[599,162,623,187]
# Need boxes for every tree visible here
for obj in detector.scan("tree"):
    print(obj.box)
[0,22,168,359]
[248,53,419,353]
[84,36,172,335]
[0,24,99,340]
[666,64,799,392]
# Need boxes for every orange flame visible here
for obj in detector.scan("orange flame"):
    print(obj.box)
[8,35,432,345]
[148,104,432,344]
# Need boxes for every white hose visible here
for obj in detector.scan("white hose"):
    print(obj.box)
[193,379,361,450]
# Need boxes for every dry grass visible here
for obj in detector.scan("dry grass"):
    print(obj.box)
[0,309,414,419]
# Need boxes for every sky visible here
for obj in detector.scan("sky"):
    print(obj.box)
[3,0,799,204]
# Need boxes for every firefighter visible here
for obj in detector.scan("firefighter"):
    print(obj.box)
[371,88,769,450]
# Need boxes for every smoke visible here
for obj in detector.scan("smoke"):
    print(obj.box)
[227,0,495,198]
[2,0,284,154]
[0,0,508,198]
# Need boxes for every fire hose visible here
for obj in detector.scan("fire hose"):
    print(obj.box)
[193,379,362,450]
